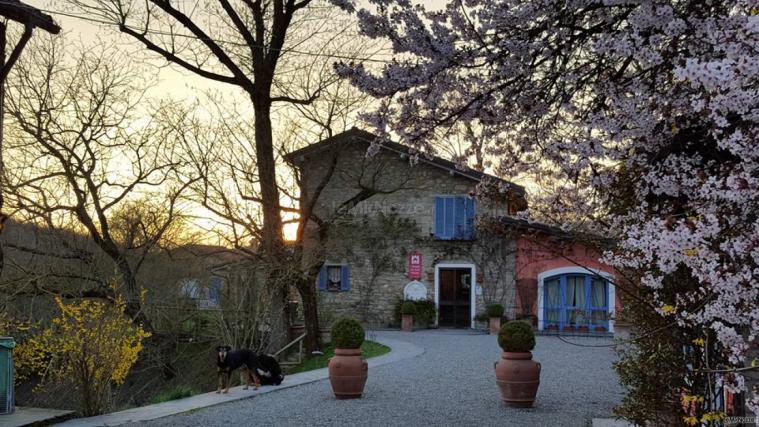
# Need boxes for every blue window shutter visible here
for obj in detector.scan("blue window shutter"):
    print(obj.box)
[454,196,466,238]
[434,197,445,238]
[444,197,455,238]
[341,265,351,291]
[317,265,327,291]
[465,197,476,239]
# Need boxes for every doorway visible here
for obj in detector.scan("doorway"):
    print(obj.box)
[436,266,474,328]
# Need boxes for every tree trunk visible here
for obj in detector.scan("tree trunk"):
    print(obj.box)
[0,23,7,279]
[297,276,321,353]
[252,97,283,254]
[114,256,151,330]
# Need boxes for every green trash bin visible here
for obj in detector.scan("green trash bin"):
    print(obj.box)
[0,337,15,415]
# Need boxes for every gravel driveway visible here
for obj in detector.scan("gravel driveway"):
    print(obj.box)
[133,330,623,427]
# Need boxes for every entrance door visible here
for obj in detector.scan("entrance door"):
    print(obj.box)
[438,268,472,328]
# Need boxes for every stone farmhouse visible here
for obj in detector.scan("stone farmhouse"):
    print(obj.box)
[286,128,621,333]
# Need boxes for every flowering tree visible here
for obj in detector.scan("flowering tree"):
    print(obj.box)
[17,296,150,415]
[330,0,759,422]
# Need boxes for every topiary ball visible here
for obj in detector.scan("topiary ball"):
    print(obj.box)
[497,320,535,353]
[331,317,365,349]
[486,304,504,318]
[401,301,416,315]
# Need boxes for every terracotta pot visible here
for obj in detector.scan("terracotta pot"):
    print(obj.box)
[545,324,559,331]
[489,317,501,335]
[562,325,575,332]
[494,352,541,408]
[402,314,413,332]
[328,348,368,399]
[577,326,589,333]
[594,326,607,333]
[319,327,331,343]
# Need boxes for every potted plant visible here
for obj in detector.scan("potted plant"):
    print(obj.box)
[545,323,559,332]
[594,325,607,333]
[576,312,589,333]
[486,304,504,334]
[474,312,489,330]
[328,317,368,399]
[401,301,415,332]
[494,320,541,407]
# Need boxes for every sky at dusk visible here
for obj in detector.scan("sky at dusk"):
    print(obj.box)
[17,0,487,244]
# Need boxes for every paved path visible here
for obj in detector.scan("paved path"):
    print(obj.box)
[0,406,74,427]
[126,330,624,427]
[56,335,422,427]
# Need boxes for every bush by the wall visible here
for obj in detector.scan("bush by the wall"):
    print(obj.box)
[392,299,436,327]
[401,301,416,315]
[474,312,489,323]
[486,304,504,318]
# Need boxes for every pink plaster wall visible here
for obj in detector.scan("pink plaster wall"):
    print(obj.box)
[514,237,622,316]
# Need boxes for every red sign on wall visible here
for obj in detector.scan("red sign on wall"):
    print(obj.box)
[407,251,423,280]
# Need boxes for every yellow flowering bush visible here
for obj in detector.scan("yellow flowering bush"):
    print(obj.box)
[24,297,150,415]
[0,313,44,383]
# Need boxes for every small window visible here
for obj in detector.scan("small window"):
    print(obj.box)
[434,196,476,240]
[317,264,351,292]
[326,266,342,291]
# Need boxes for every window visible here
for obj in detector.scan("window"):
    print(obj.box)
[317,264,351,292]
[542,273,609,330]
[434,196,476,240]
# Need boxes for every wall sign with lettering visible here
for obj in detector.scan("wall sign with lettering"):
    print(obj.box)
[407,250,423,280]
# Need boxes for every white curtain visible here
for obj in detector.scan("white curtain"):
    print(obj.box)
[591,279,607,325]
[566,276,586,324]
[328,266,341,288]
[591,279,606,307]
[545,278,561,324]
[566,276,586,307]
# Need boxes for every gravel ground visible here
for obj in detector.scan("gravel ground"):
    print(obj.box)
[134,330,624,427]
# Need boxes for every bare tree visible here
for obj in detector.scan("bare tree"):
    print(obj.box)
[68,0,366,255]
[2,36,191,321]
[157,47,373,349]
[66,0,384,350]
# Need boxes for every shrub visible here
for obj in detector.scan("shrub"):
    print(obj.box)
[497,320,535,353]
[392,299,436,327]
[401,301,416,315]
[614,278,692,425]
[22,296,150,415]
[331,317,364,349]
[474,312,489,323]
[486,304,504,318]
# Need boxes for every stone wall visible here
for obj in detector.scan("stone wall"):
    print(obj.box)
[295,138,517,328]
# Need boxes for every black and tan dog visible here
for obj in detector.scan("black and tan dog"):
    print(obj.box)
[256,354,285,386]
[216,345,263,393]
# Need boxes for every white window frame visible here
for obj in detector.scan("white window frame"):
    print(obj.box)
[536,266,616,333]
